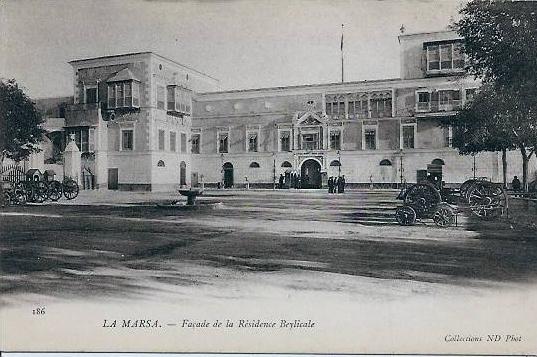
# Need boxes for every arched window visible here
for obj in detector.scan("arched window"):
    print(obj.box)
[157,160,165,167]
[329,160,341,167]
[281,161,292,168]
[223,162,233,169]
[431,158,445,165]
[249,162,260,168]
[379,159,392,166]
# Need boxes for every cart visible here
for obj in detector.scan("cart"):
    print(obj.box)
[395,179,508,227]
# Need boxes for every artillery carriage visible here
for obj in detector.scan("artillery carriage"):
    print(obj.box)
[2,169,79,206]
[395,178,508,227]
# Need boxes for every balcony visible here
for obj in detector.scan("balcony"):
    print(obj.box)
[416,100,463,116]
[64,103,100,127]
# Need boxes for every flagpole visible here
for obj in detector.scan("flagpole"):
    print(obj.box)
[340,24,344,83]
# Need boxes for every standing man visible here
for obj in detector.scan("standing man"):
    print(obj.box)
[328,177,333,193]
[279,174,284,189]
[512,176,521,192]
[341,175,346,193]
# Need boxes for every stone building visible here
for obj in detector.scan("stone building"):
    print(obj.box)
[31,30,535,190]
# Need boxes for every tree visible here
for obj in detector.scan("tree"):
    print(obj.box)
[453,0,537,190]
[0,79,45,165]
[446,83,535,187]
[0,79,45,204]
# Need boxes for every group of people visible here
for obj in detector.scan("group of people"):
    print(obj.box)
[278,173,302,189]
[328,175,346,194]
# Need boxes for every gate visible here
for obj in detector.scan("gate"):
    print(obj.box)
[1,164,25,184]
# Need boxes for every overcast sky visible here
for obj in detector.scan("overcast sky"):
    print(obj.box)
[0,0,465,98]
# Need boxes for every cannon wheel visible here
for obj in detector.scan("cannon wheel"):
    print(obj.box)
[459,179,476,198]
[467,181,507,219]
[395,205,417,226]
[63,179,79,200]
[17,181,34,203]
[433,203,456,227]
[47,180,63,201]
[13,184,28,205]
[32,181,48,203]
[403,182,442,218]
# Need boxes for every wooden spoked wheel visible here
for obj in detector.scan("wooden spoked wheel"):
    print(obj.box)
[433,203,456,227]
[63,179,79,200]
[403,182,442,218]
[32,181,48,203]
[47,180,63,201]
[395,205,417,226]
[467,181,507,219]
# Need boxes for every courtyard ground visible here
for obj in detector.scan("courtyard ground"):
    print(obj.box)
[1,189,536,353]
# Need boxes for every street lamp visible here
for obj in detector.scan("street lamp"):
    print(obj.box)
[220,152,224,189]
[337,150,341,177]
[472,153,476,179]
[399,148,405,187]
[272,152,276,190]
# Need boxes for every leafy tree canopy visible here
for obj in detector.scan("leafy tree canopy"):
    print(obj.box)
[456,0,537,87]
[0,79,45,163]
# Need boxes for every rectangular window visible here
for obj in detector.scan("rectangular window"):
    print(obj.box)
[440,44,453,70]
[170,131,177,152]
[364,128,376,150]
[356,97,368,118]
[124,82,132,107]
[348,100,355,117]
[402,125,415,149]
[280,131,291,152]
[181,133,187,153]
[427,45,440,70]
[122,130,133,151]
[80,129,89,152]
[370,98,392,118]
[85,87,97,104]
[338,101,345,116]
[108,84,115,108]
[88,128,95,152]
[427,42,464,72]
[326,102,333,116]
[218,133,229,153]
[158,129,165,151]
[116,83,124,107]
[132,82,140,107]
[157,86,165,110]
[417,92,430,111]
[248,132,258,152]
[167,86,175,111]
[453,43,465,68]
[301,133,318,150]
[191,134,200,154]
[330,130,341,150]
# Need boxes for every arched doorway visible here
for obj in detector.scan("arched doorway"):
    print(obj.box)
[179,161,186,186]
[223,162,233,188]
[301,159,322,189]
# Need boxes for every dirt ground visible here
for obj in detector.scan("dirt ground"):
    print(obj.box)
[1,189,536,353]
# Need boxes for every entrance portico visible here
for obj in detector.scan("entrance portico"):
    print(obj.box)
[300,158,322,189]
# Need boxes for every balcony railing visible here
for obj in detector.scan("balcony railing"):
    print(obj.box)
[416,100,463,114]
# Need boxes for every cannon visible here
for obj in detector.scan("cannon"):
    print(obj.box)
[395,178,508,227]
[13,176,79,204]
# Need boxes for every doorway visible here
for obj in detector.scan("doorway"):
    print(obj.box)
[301,159,322,189]
[223,162,234,188]
[108,168,118,190]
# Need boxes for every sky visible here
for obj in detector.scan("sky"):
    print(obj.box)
[0,0,466,99]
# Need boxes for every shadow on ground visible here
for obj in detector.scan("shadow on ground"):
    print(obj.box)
[1,191,536,304]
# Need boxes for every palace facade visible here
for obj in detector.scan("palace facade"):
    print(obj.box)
[32,30,536,190]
